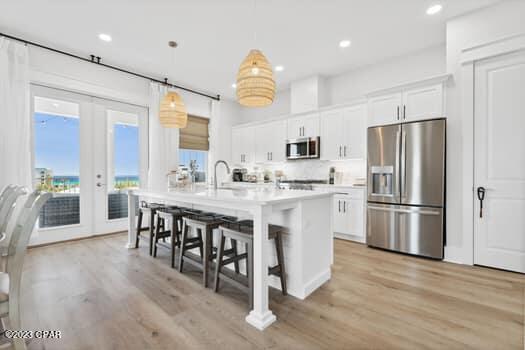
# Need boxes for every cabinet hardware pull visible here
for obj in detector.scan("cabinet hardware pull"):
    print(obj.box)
[344,201,346,213]
[344,146,347,157]
[338,200,341,212]
[339,146,342,157]
[397,106,400,120]
[403,105,406,119]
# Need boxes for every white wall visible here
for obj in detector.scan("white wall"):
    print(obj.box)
[236,44,446,124]
[444,0,525,264]
[329,45,446,105]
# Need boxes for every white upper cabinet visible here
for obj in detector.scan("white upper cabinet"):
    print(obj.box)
[320,104,366,160]
[367,75,450,127]
[255,120,286,163]
[402,84,443,122]
[287,113,320,139]
[342,105,366,159]
[368,93,403,126]
[320,109,344,160]
[232,126,255,164]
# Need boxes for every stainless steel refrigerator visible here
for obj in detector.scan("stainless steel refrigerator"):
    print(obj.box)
[366,119,446,259]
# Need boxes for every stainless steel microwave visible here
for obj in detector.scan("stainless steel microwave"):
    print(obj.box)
[286,137,320,160]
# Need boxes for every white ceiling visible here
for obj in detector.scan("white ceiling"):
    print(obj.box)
[1,0,500,100]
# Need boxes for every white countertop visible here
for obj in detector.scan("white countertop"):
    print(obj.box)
[131,186,333,206]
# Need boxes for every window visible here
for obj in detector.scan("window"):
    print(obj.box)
[179,149,208,182]
[179,115,209,183]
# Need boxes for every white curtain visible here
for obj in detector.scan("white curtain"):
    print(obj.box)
[147,82,180,191]
[207,99,222,185]
[0,38,31,190]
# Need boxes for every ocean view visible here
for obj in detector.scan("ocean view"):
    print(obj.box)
[50,175,139,187]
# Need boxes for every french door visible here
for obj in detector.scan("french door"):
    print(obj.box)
[474,50,525,273]
[31,85,148,245]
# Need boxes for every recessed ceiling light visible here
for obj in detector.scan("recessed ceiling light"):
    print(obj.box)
[275,65,284,72]
[231,83,237,89]
[339,40,351,48]
[426,4,442,15]
[98,33,112,42]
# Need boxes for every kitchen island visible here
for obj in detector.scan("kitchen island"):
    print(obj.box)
[127,186,333,330]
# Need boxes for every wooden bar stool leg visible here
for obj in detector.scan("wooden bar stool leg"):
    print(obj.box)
[214,231,226,292]
[197,227,204,259]
[178,220,189,272]
[135,210,143,248]
[169,217,176,268]
[153,215,162,257]
[231,238,240,273]
[202,226,210,288]
[149,210,155,256]
[275,232,287,295]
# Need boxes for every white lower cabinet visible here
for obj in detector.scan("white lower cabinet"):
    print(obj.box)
[332,190,365,243]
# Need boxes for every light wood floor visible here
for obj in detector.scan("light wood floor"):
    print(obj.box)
[21,233,524,350]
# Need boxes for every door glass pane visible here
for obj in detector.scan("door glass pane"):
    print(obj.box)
[107,111,139,220]
[33,97,80,228]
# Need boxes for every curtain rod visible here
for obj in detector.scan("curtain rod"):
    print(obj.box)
[0,32,221,101]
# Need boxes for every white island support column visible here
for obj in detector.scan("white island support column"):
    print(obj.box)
[245,204,276,329]
[126,192,138,249]
[126,187,333,331]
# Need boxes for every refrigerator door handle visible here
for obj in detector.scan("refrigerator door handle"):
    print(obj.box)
[395,129,401,198]
[367,205,441,216]
[402,131,407,199]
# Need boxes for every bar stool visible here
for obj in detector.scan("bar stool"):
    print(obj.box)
[135,202,164,256]
[156,207,186,268]
[178,213,238,287]
[214,223,287,308]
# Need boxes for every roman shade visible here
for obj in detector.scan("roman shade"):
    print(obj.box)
[179,115,209,151]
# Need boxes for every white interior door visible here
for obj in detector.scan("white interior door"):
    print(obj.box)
[474,50,525,273]
[92,98,148,234]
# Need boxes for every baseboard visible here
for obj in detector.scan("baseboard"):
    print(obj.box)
[293,269,331,300]
[334,233,366,243]
[28,230,126,249]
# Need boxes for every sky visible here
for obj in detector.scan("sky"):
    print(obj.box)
[34,113,139,176]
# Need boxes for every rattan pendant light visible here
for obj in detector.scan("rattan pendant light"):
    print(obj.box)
[159,91,187,128]
[159,41,188,128]
[236,0,275,107]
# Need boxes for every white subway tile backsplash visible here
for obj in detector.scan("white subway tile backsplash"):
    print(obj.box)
[244,159,366,183]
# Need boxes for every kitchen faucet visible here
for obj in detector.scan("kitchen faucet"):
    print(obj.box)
[214,160,230,190]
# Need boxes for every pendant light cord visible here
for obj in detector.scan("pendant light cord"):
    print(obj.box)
[253,0,258,47]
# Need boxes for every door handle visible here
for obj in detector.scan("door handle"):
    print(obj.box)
[402,131,407,198]
[96,182,106,187]
[477,186,486,218]
[368,206,441,216]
